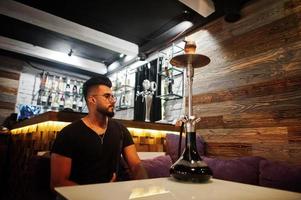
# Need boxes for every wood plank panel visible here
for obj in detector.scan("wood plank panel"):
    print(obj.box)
[0,85,17,95]
[192,76,301,104]
[0,108,15,125]
[0,101,15,110]
[198,127,288,143]
[0,55,23,72]
[252,143,290,162]
[189,0,301,44]
[193,90,301,117]
[0,69,20,80]
[0,56,22,124]
[193,41,301,94]
[0,93,17,103]
[186,0,301,164]
[195,111,301,129]
[0,77,19,90]
[206,143,253,158]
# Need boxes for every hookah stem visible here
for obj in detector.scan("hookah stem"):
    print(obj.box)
[187,62,194,161]
[177,122,185,159]
[188,63,193,118]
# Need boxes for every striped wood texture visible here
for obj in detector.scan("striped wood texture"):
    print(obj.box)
[0,55,22,124]
[187,0,301,164]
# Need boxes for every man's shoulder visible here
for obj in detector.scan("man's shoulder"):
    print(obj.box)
[109,118,127,129]
[60,119,84,133]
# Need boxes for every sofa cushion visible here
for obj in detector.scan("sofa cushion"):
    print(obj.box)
[141,155,172,178]
[165,133,205,163]
[259,160,301,192]
[202,156,265,185]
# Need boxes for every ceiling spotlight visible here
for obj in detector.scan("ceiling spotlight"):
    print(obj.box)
[68,49,73,56]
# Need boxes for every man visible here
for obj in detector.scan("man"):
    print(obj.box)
[50,75,147,189]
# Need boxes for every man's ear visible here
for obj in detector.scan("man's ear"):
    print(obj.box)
[88,96,96,104]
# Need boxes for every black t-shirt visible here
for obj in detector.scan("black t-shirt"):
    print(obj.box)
[51,118,134,184]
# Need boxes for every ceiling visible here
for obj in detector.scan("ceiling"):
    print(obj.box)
[0,0,251,75]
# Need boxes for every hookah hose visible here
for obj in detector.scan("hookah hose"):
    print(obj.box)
[177,122,185,159]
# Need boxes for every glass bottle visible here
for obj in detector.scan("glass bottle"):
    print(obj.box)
[45,74,52,90]
[58,77,65,92]
[65,78,71,94]
[52,93,59,110]
[47,92,53,107]
[72,82,78,95]
[65,95,72,109]
[37,90,42,105]
[52,76,59,91]
[41,90,48,106]
[77,96,83,112]
[59,94,65,110]
[72,95,77,110]
[79,82,83,95]
[40,72,47,90]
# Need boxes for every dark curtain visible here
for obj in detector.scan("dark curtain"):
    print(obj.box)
[134,58,162,122]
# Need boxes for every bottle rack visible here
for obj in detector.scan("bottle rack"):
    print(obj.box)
[36,72,86,112]
[110,67,135,111]
[156,42,184,101]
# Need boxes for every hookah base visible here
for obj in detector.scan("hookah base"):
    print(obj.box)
[170,164,212,182]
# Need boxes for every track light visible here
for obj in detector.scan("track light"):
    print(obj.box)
[68,49,73,56]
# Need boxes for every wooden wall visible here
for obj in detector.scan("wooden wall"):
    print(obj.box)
[187,0,301,164]
[0,55,22,125]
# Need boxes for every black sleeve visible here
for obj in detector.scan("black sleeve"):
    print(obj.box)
[51,127,74,158]
[120,123,134,148]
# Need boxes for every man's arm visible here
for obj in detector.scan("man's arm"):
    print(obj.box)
[50,153,78,190]
[122,144,148,180]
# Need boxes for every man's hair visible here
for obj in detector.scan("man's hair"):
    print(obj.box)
[83,75,112,100]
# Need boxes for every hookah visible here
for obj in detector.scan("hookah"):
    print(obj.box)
[169,41,213,182]
[136,79,157,122]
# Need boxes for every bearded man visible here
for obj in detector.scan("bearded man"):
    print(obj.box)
[50,75,147,190]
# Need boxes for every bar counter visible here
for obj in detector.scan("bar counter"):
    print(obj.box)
[10,111,180,152]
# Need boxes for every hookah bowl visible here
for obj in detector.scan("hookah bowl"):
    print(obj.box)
[169,42,212,182]
[169,126,212,182]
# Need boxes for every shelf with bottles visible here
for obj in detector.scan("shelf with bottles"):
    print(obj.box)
[156,41,185,101]
[158,66,183,78]
[156,93,182,101]
[113,85,134,93]
[110,66,135,111]
[38,91,86,112]
[114,90,135,111]
[36,72,86,113]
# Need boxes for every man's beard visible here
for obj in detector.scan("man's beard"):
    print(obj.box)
[96,105,115,118]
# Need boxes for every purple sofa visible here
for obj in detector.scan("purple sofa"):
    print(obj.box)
[141,134,301,193]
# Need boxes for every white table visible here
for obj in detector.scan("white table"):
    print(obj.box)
[55,177,301,200]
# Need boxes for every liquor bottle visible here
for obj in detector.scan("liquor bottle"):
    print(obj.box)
[65,78,71,94]
[45,74,52,90]
[40,72,47,90]
[65,95,72,109]
[72,83,78,95]
[77,96,83,112]
[121,94,126,107]
[37,90,42,105]
[52,93,59,110]
[72,95,77,110]
[79,82,83,95]
[59,94,65,109]
[47,92,53,107]
[58,77,65,92]
[52,76,59,91]
[41,90,48,106]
